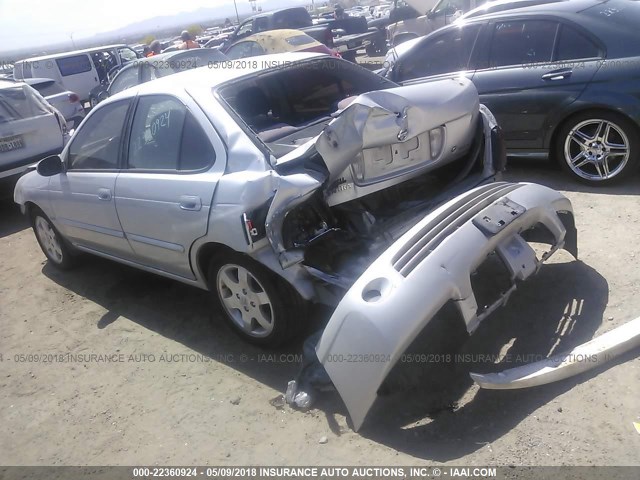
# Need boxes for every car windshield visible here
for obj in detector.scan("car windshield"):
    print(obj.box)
[0,85,49,123]
[219,57,397,138]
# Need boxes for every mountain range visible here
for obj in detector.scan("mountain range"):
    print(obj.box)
[3,0,311,60]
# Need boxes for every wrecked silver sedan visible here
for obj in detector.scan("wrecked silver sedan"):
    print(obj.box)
[15,54,577,396]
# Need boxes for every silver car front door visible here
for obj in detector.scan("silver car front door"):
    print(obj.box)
[114,94,226,279]
[49,99,134,258]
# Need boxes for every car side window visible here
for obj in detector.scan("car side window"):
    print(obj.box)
[226,42,254,60]
[236,20,253,39]
[254,17,269,33]
[489,20,558,68]
[67,101,130,170]
[251,42,266,56]
[127,96,214,171]
[555,25,601,61]
[397,25,481,80]
[109,67,139,95]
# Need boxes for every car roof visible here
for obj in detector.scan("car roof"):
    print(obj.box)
[250,6,307,19]
[240,29,319,49]
[16,44,131,63]
[24,78,58,87]
[133,52,323,95]
[128,48,227,64]
[0,79,20,89]
[460,0,569,19]
[245,29,313,42]
[460,0,626,21]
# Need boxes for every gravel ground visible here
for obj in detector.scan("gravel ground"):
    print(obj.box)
[0,161,639,466]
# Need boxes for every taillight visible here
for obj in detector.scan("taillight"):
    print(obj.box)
[68,93,79,103]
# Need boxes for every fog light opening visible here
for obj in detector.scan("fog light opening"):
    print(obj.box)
[362,277,392,303]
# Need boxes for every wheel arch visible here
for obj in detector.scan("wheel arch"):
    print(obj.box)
[23,200,40,220]
[194,242,236,286]
[193,241,317,301]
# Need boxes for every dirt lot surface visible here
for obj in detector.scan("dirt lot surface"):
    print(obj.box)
[1,163,639,466]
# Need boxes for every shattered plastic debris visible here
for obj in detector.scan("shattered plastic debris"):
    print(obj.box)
[285,380,313,410]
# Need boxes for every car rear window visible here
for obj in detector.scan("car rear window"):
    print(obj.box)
[285,34,316,47]
[555,25,602,61]
[30,81,66,96]
[0,85,50,123]
[273,8,311,28]
[56,55,93,77]
[219,57,397,132]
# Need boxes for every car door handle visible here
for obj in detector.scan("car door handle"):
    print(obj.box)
[541,69,572,81]
[179,195,202,211]
[97,188,112,201]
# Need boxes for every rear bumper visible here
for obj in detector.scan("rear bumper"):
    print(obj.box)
[294,181,577,431]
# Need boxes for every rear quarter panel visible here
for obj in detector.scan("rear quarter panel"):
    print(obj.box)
[542,56,640,149]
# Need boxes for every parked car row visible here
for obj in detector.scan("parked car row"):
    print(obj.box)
[24,78,85,128]
[13,44,140,104]
[89,49,228,106]
[381,0,640,185]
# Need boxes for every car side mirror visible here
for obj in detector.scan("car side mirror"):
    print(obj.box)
[37,155,64,177]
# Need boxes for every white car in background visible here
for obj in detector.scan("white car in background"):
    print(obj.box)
[0,79,68,181]
[25,78,86,129]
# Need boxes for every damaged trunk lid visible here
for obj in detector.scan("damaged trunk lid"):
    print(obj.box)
[275,78,479,206]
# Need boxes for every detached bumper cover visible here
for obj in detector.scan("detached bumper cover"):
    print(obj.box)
[304,181,577,431]
[470,316,640,390]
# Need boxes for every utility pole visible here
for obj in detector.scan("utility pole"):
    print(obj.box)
[233,0,240,24]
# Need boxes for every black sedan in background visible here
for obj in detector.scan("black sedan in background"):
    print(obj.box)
[89,49,228,106]
[382,0,640,185]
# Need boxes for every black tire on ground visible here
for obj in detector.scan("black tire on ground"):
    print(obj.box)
[555,110,640,186]
[30,207,77,269]
[207,252,308,348]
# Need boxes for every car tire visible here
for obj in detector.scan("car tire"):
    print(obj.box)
[365,43,378,57]
[30,208,76,269]
[207,252,308,348]
[556,111,640,185]
[89,96,99,109]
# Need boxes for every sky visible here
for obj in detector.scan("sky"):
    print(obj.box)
[0,0,257,53]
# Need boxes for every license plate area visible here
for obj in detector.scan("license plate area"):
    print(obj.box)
[473,199,525,235]
[0,135,24,153]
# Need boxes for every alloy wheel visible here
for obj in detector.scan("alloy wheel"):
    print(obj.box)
[564,119,630,182]
[35,216,64,264]
[216,264,275,338]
